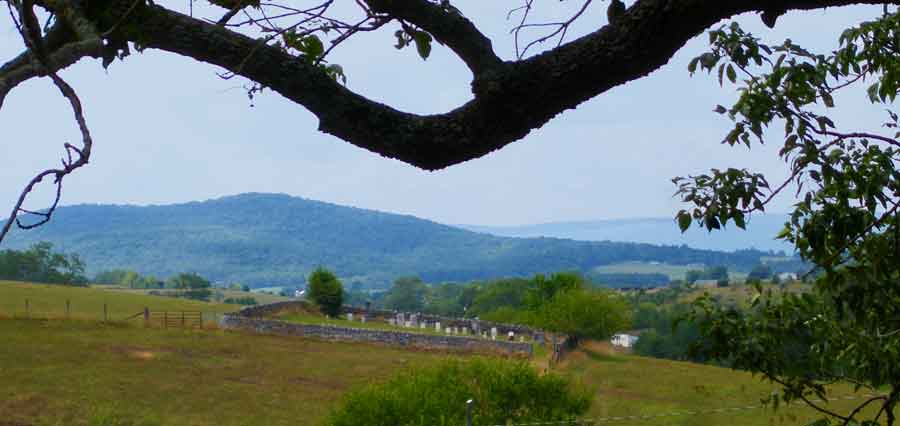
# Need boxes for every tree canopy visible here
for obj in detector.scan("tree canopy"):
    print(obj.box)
[0,0,894,242]
[675,9,900,425]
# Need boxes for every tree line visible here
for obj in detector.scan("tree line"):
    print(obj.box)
[0,242,87,286]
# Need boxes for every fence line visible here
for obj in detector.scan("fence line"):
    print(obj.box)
[492,393,887,426]
[1,298,221,326]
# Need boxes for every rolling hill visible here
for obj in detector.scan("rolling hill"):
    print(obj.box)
[2,193,782,287]
[461,215,794,253]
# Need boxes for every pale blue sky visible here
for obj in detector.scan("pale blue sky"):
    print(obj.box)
[0,2,887,226]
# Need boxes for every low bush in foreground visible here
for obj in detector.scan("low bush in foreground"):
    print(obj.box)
[326,358,591,426]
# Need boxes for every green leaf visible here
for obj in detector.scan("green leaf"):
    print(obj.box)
[677,211,692,232]
[726,64,737,83]
[412,31,433,60]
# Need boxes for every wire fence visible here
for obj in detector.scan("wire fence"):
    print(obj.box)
[0,298,223,327]
[489,393,887,426]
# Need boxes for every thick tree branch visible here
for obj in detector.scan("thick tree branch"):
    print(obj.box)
[31,0,900,173]
[363,0,502,74]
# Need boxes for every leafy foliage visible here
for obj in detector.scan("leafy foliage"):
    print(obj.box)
[0,242,87,286]
[532,288,631,342]
[679,11,900,426]
[383,276,429,312]
[308,267,344,317]
[326,358,591,426]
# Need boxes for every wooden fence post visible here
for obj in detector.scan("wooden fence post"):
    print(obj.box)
[143,307,149,328]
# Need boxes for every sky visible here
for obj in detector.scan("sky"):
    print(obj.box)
[0,1,889,227]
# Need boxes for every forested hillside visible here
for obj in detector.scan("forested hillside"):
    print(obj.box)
[4,193,779,287]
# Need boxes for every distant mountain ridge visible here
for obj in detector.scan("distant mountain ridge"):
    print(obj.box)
[461,215,793,253]
[2,193,784,287]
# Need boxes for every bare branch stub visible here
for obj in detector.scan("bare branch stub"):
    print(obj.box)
[0,0,99,244]
[508,0,596,59]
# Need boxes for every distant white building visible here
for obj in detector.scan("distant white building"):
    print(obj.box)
[777,272,798,282]
[611,333,639,348]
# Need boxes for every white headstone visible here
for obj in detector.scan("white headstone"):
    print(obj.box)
[405,321,412,328]
[462,327,468,335]
[347,313,353,322]
[420,323,426,329]
[361,316,366,323]
[388,318,396,326]
[435,322,441,332]
[446,327,452,334]
[491,327,498,340]
[508,331,515,341]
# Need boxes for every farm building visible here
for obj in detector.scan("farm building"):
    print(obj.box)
[611,333,639,348]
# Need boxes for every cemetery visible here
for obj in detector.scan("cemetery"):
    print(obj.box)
[220,301,544,356]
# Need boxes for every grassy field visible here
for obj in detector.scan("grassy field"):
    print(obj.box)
[0,281,239,321]
[0,317,879,426]
[558,341,877,426]
[0,319,454,426]
[94,285,293,305]
[1,281,878,426]
[592,262,749,282]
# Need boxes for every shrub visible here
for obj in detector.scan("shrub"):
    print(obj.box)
[326,358,591,426]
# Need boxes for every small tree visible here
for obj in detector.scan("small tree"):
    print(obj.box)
[307,267,344,317]
[533,289,631,345]
[326,358,591,426]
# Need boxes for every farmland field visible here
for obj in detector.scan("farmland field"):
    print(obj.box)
[591,262,748,281]
[0,319,454,426]
[0,281,239,321]
[0,282,878,426]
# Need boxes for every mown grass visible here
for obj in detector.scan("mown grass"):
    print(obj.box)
[558,341,880,426]
[0,281,239,322]
[94,285,293,305]
[0,319,455,426]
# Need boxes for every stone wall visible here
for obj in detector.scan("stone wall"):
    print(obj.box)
[219,314,533,356]
[235,300,544,339]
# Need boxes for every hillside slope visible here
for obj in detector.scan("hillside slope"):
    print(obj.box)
[462,215,793,253]
[3,193,774,287]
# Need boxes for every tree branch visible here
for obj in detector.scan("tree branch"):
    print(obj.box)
[27,0,900,173]
[363,0,502,74]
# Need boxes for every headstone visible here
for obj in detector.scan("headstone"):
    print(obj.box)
[410,313,418,327]
[420,323,426,329]
[388,318,395,326]
[462,327,468,335]
[519,336,525,343]
[508,331,515,341]
[446,327,452,334]
[361,316,366,323]
[347,313,353,322]
[491,327,498,340]
[435,322,441,332]
[405,321,412,328]
[471,320,480,335]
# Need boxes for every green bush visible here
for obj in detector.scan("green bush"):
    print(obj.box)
[326,358,591,426]
[307,267,343,317]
